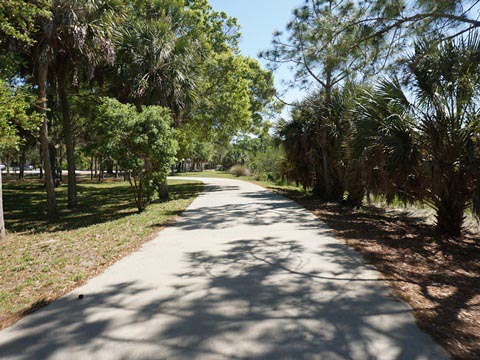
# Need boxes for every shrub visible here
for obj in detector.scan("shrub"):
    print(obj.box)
[96,98,178,211]
[230,165,250,177]
[250,145,284,183]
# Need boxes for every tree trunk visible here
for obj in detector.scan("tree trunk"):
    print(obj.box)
[98,158,104,182]
[90,155,94,180]
[321,146,333,199]
[58,69,77,208]
[57,143,62,183]
[313,160,324,197]
[436,197,465,237]
[38,51,58,220]
[158,178,169,201]
[0,160,6,238]
[106,159,114,174]
[19,151,25,181]
[344,161,364,207]
[323,72,334,200]
[39,146,43,179]
[48,142,57,184]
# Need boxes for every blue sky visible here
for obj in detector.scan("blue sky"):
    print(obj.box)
[209,0,304,119]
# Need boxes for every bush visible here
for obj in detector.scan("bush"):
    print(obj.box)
[96,98,178,211]
[250,145,284,183]
[230,165,250,177]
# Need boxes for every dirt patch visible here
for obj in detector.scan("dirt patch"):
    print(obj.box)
[277,191,480,360]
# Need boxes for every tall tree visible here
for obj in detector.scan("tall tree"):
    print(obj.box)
[350,1,480,50]
[43,0,116,208]
[189,52,275,144]
[0,0,58,219]
[111,1,200,199]
[35,37,58,219]
[113,15,198,124]
[0,80,41,237]
[111,0,251,198]
[261,0,381,98]
[277,86,352,199]
[261,0,381,200]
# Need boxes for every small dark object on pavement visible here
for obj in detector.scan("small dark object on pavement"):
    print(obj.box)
[78,294,84,299]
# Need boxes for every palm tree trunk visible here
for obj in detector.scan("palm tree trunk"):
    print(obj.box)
[98,157,104,182]
[322,145,333,199]
[0,161,6,238]
[57,142,63,183]
[58,69,77,208]
[48,142,57,186]
[39,146,43,179]
[435,196,466,237]
[323,71,336,200]
[38,52,58,220]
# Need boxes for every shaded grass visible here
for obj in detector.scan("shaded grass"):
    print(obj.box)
[3,177,201,233]
[0,177,203,329]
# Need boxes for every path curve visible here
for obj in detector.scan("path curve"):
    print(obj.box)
[0,177,448,359]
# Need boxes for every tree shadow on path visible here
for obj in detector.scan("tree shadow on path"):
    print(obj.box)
[0,237,448,359]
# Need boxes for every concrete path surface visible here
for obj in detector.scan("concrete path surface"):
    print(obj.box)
[0,177,449,359]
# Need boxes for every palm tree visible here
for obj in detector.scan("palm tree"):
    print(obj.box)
[354,33,480,236]
[112,11,198,124]
[277,114,314,189]
[112,5,200,199]
[21,0,117,215]
[409,34,480,235]
[48,0,116,208]
[351,78,419,206]
[294,89,350,200]
[34,32,58,219]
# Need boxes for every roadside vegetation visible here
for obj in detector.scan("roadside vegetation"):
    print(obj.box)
[0,0,276,235]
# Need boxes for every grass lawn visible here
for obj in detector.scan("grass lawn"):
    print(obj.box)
[0,176,203,329]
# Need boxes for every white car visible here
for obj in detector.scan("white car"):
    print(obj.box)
[0,164,5,170]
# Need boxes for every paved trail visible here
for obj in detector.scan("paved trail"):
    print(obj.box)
[0,178,448,359]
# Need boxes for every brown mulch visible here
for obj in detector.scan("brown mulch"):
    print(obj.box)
[278,191,480,360]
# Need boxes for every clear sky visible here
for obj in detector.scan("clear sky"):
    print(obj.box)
[209,0,304,119]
